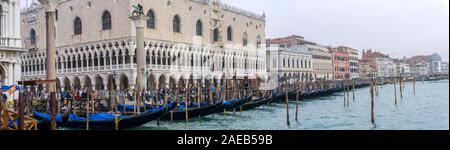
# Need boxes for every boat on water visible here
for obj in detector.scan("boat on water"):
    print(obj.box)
[221,96,252,111]
[235,96,270,111]
[159,101,224,121]
[60,102,176,130]
[117,101,178,113]
[32,107,71,130]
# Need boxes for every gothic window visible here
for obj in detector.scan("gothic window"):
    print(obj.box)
[94,53,99,66]
[196,20,203,36]
[125,50,131,64]
[152,51,156,65]
[227,26,233,41]
[83,54,87,67]
[147,10,155,29]
[173,15,181,33]
[102,11,112,30]
[112,51,117,65]
[242,32,248,46]
[213,28,220,42]
[100,52,105,66]
[74,17,82,35]
[77,55,82,68]
[146,51,150,64]
[55,9,58,21]
[30,29,37,45]
[256,35,262,48]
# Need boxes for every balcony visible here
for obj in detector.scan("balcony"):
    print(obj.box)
[0,37,23,51]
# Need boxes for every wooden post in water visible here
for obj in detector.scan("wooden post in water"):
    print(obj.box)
[343,82,347,107]
[346,84,350,106]
[413,78,416,96]
[284,80,290,127]
[86,92,90,130]
[399,76,403,99]
[185,80,189,124]
[371,78,376,128]
[352,81,355,101]
[296,82,303,122]
[394,78,397,105]
[115,96,119,130]
[197,81,201,110]
[18,93,25,130]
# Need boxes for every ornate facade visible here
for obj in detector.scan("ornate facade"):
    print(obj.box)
[265,35,314,83]
[20,0,267,91]
[1,0,24,86]
[266,44,314,83]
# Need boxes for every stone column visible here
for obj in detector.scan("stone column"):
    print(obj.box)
[38,0,58,130]
[130,15,149,91]
[39,0,58,91]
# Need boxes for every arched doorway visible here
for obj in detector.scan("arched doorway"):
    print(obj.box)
[178,76,186,88]
[158,75,167,89]
[107,75,116,91]
[84,76,92,91]
[119,75,129,91]
[169,77,177,89]
[95,75,104,90]
[147,74,156,90]
[73,77,81,90]
[64,77,71,91]
[56,79,61,93]
[0,66,5,86]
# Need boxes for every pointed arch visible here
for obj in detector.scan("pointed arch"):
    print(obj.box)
[30,29,37,44]
[227,26,233,41]
[102,10,112,30]
[74,16,82,35]
[213,28,220,42]
[242,32,248,46]
[173,15,181,33]
[147,9,155,29]
[196,19,203,36]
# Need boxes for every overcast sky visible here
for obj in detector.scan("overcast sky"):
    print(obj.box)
[21,0,449,61]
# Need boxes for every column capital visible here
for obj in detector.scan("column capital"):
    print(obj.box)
[129,15,150,28]
[38,0,59,12]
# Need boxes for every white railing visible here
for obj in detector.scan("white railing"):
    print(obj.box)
[0,37,21,48]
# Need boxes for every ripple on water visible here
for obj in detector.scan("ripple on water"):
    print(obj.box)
[134,80,449,130]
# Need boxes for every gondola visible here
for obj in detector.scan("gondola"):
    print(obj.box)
[235,96,270,111]
[159,101,224,121]
[32,107,72,130]
[221,96,252,111]
[117,101,178,113]
[61,102,175,130]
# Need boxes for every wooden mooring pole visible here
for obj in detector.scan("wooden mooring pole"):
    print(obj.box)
[284,81,290,127]
[394,78,397,105]
[413,78,416,96]
[346,84,350,106]
[185,80,189,124]
[400,76,403,99]
[352,82,355,101]
[295,82,302,122]
[343,82,347,107]
[18,93,25,130]
[86,92,90,130]
[371,78,376,128]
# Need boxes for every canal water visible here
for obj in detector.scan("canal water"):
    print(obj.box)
[136,80,449,130]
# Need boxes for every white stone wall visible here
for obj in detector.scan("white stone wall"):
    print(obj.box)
[0,0,24,86]
[266,44,314,83]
